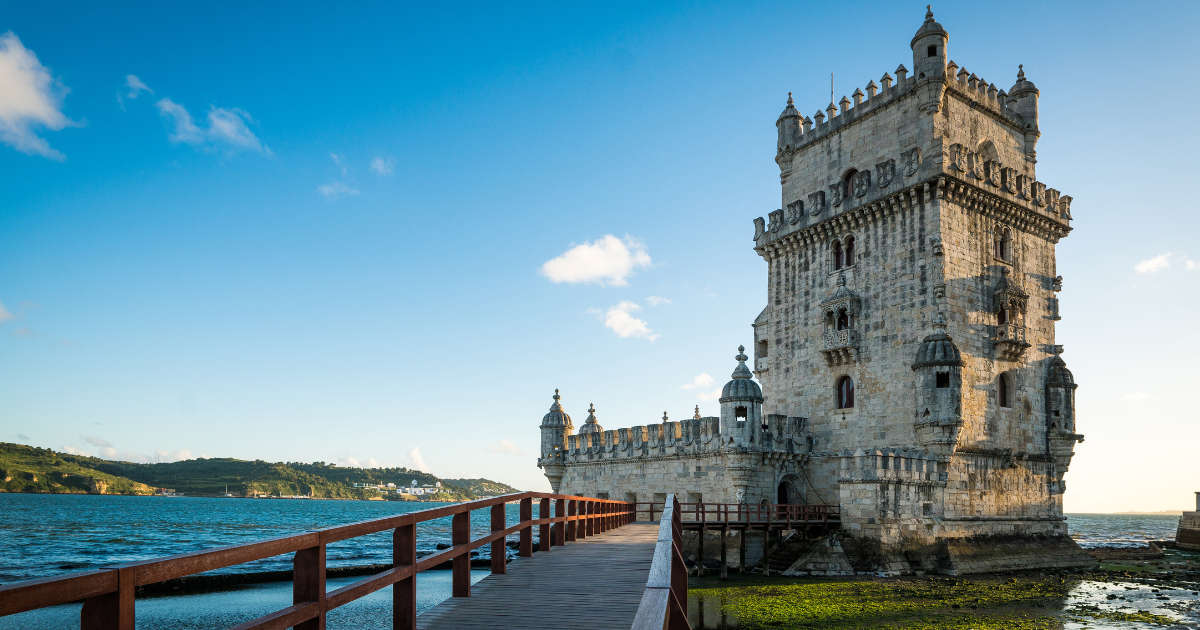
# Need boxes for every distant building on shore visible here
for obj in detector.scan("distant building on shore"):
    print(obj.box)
[538,8,1092,574]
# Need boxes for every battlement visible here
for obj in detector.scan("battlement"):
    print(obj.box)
[547,414,809,465]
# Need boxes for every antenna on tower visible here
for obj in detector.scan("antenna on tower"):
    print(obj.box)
[831,72,835,105]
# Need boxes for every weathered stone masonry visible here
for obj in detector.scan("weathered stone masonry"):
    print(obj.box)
[537,8,1091,573]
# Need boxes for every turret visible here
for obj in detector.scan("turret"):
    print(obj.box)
[910,5,949,81]
[776,92,802,162]
[537,389,573,492]
[1008,64,1041,158]
[1045,348,1077,433]
[912,314,964,456]
[578,402,603,435]
[719,345,764,445]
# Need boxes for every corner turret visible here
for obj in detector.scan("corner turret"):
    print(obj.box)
[537,388,573,492]
[719,345,764,442]
[578,402,603,434]
[1007,64,1041,159]
[911,6,949,113]
[912,313,964,456]
[776,92,802,164]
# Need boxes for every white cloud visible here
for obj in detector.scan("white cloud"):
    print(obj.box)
[646,296,671,306]
[0,32,72,160]
[156,98,269,154]
[317,181,359,199]
[696,388,722,402]
[540,235,651,286]
[0,301,12,324]
[370,156,394,175]
[408,447,430,472]
[490,439,523,456]
[681,373,715,390]
[1134,253,1172,274]
[124,74,152,99]
[604,300,658,341]
[1120,392,1150,402]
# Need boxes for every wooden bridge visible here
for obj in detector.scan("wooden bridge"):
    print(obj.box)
[0,493,838,629]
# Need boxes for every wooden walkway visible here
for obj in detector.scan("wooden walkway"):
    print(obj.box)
[417,523,659,630]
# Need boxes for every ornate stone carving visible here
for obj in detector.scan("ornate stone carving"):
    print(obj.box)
[808,191,826,216]
[1002,167,1019,193]
[1052,275,1063,291]
[876,159,896,188]
[933,283,946,299]
[852,170,872,198]
[819,276,861,366]
[1015,174,1030,199]
[1059,195,1073,219]
[967,149,984,180]
[902,147,921,176]
[830,182,843,207]
[786,200,804,225]
[985,160,1001,187]
[1031,181,1046,206]
[1044,188,1060,213]
[768,209,784,233]
[948,143,967,172]
[930,237,944,256]
[753,216,765,239]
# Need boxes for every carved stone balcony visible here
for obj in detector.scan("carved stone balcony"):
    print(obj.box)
[991,322,1030,361]
[821,329,858,366]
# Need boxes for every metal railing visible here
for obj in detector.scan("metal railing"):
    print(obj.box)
[630,493,690,630]
[0,492,634,630]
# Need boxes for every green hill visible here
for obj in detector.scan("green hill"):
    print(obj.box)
[0,443,520,500]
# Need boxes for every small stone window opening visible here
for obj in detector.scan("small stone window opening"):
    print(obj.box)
[836,308,850,331]
[842,169,858,201]
[836,376,855,409]
[994,229,1011,261]
[832,240,844,270]
[735,406,748,422]
[998,372,1012,408]
[844,236,855,266]
[756,339,768,359]
[936,372,950,388]
[927,45,937,57]
[997,307,1008,325]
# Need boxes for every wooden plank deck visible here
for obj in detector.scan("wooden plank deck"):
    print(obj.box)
[417,523,659,630]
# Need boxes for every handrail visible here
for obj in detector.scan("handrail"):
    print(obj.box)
[0,492,634,630]
[630,493,690,630]
[634,501,840,524]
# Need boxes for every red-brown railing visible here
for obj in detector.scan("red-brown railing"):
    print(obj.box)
[630,493,690,630]
[635,502,839,525]
[0,492,634,630]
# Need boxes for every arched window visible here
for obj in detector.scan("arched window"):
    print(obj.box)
[844,236,855,266]
[842,169,858,201]
[994,228,1011,261]
[997,307,1008,325]
[998,373,1011,408]
[836,376,855,409]
[836,308,850,331]
[832,240,843,269]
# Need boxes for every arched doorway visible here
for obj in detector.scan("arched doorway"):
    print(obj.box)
[777,474,801,504]
[777,479,792,504]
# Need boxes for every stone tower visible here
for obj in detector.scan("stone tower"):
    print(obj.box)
[751,7,1089,568]
[537,389,572,492]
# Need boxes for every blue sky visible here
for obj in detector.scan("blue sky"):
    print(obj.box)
[1,1,1197,511]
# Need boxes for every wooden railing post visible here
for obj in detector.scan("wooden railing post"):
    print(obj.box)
[554,498,566,546]
[490,503,507,575]
[585,501,594,537]
[566,500,577,542]
[519,498,533,557]
[393,523,416,630]
[671,497,687,625]
[452,511,470,597]
[80,567,133,630]
[294,545,326,630]
[539,498,552,551]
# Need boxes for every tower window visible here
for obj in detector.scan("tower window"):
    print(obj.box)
[927,45,937,57]
[756,339,768,359]
[936,372,950,388]
[998,373,1012,408]
[832,240,844,269]
[836,376,855,409]
[844,236,855,266]
[735,406,747,421]
[842,169,858,201]
[994,228,1011,261]
[836,308,850,331]
[997,307,1008,325]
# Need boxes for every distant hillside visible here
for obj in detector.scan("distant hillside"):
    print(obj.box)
[0,443,519,500]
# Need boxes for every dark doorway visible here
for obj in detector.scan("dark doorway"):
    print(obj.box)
[777,480,792,504]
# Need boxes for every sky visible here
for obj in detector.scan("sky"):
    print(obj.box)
[1,1,1197,512]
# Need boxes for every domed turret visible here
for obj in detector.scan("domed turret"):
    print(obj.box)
[721,345,764,403]
[1007,65,1040,153]
[1045,348,1077,432]
[539,388,574,457]
[577,402,603,434]
[776,92,802,158]
[911,5,949,81]
[719,346,764,442]
[912,314,964,455]
[912,320,963,369]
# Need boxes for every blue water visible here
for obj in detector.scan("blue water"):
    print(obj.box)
[0,494,532,582]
